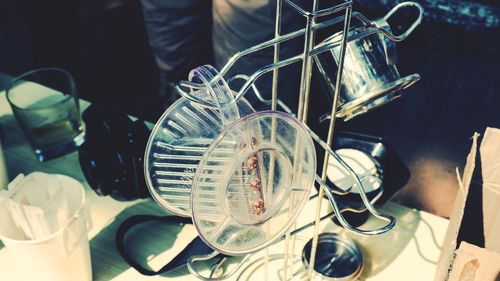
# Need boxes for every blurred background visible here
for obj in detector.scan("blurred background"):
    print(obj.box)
[0,0,499,217]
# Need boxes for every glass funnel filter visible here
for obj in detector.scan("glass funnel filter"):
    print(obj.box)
[315,3,423,120]
[144,65,254,216]
[191,110,316,255]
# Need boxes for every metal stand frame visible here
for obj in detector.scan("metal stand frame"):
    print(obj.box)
[175,0,423,279]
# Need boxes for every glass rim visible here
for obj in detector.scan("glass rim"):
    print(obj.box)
[6,67,77,111]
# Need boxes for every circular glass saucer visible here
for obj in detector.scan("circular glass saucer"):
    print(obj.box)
[191,111,316,255]
[336,73,420,120]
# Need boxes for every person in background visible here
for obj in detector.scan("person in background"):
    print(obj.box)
[140,0,307,110]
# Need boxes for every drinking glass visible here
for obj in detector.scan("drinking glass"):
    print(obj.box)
[6,68,85,161]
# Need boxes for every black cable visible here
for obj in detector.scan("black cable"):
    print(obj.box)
[115,215,195,276]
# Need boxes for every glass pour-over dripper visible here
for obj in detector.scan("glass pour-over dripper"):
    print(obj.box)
[144,65,254,216]
[191,110,316,255]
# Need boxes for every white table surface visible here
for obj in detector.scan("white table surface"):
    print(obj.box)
[0,73,449,281]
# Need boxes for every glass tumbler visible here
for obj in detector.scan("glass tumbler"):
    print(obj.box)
[6,68,85,161]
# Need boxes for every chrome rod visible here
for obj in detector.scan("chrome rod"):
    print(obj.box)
[308,5,353,279]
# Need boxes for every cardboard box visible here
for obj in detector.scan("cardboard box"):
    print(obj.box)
[448,242,500,281]
[435,128,500,281]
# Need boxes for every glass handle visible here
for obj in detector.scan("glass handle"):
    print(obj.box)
[379,2,424,42]
[173,65,240,126]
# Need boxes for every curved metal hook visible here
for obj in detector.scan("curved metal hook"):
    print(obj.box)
[175,54,303,110]
[174,2,424,103]
[227,74,294,115]
[187,251,251,281]
[187,251,219,281]
[316,175,395,236]
[307,127,396,236]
